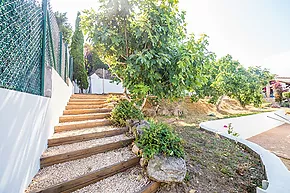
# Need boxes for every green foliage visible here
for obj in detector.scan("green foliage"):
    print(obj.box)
[190,94,199,102]
[136,121,184,159]
[280,101,290,108]
[84,43,108,75]
[195,55,273,107]
[227,123,239,137]
[55,11,73,44]
[111,100,144,126]
[283,92,290,99]
[81,0,212,106]
[70,12,88,91]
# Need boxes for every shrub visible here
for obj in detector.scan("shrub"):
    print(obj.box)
[110,100,144,126]
[136,121,184,159]
[283,92,290,100]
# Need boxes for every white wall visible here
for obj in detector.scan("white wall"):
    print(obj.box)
[90,74,123,94]
[0,68,73,193]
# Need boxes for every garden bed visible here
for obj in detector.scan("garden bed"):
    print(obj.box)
[157,125,266,193]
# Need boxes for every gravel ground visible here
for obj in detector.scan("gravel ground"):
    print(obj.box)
[73,166,150,193]
[57,119,107,126]
[26,147,135,192]
[43,134,131,157]
[51,126,122,139]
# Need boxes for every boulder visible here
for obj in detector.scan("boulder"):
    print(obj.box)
[147,155,186,183]
[132,120,150,138]
[143,108,157,117]
[157,108,171,116]
[132,144,142,156]
[173,108,183,117]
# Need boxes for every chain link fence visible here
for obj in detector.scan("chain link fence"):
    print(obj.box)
[0,0,72,96]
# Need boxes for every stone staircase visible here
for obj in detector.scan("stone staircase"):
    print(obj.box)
[25,94,159,193]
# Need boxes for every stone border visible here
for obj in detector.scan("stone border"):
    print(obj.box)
[199,122,290,193]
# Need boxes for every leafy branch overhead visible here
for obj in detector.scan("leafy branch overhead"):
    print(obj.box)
[81,0,213,105]
[81,0,273,108]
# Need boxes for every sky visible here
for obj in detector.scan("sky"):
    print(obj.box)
[50,0,290,76]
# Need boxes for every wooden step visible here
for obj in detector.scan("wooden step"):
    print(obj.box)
[59,113,110,123]
[69,98,107,103]
[55,119,111,133]
[63,108,112,115]
[41,138,134,167]
[48,128,128,147]
[65,104,108,110]
[71,94,110,99]
[67,101,107,106]
[138,182,160,193]
[33,157,139,193]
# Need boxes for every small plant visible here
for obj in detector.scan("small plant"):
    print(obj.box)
[110,99,144,126]
[106,95,119,103]
[226,123,239,137]
[135,121,185,159]
[283,92,290,102]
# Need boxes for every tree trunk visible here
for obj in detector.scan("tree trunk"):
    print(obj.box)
[123,87,131,102]
[140,96,148,111]
[216,95,225,112]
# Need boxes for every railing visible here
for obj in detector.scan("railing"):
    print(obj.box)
[0,0,72,96]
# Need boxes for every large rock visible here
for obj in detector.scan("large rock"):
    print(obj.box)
[147,155,186,183]
[132,120,150,139]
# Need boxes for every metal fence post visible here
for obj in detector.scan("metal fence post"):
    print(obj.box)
[41,0,48,96]
[65,43,68,81]
[47,11,56,69]
[59,32,63,77]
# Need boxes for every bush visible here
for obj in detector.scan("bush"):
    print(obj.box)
[110,100,144,126]
[280,101,290,108]
[136,121,184,159]
[283,92,290,100]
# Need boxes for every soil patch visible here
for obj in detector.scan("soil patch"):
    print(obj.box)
[157,125,266,193]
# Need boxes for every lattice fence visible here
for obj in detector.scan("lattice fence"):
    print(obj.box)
[0,0,71,96]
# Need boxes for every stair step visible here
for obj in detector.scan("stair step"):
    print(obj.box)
[65,104,109,110]
[67,101,107,106]
[59,113,111,123]
[55,119,111,133]
[69,98,107,103]
[71,94,110,99]
[26,147,137,193]
[63,108,112,115]
[41,135,133,167]
[48,127,128,147]
[73,166,150,193]
[137,182,161,193]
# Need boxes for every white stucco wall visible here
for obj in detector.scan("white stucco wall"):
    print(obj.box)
[90,74,123,94]
[0,68,73,193]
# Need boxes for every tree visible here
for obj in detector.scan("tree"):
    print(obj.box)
[84,43,108,76]
[70,12,88,92]
[55,11,73,44]
[81,0,212,109]
[195,55,273,109]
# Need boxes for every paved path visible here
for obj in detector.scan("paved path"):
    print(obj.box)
[201,110,290,170]
[201,110,286,139]
[248,123,290,170]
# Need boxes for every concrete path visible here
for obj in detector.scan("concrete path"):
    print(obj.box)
[201,109,290,170]
[248,123,290,159]
[248,123,290,170]
[201,110,287,139]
